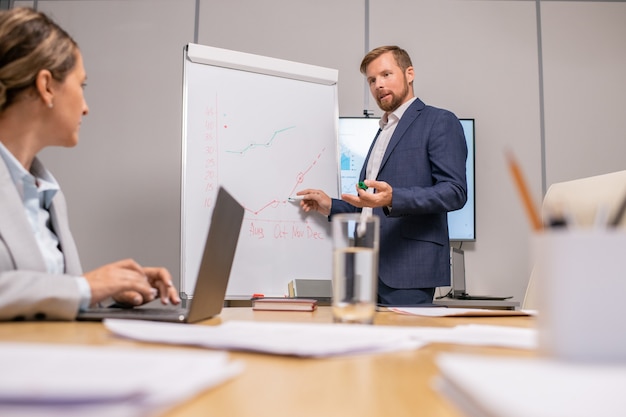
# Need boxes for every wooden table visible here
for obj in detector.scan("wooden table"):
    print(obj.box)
[0,307,536,417]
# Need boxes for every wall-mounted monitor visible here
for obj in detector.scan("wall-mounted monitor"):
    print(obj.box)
[338,117,475,241]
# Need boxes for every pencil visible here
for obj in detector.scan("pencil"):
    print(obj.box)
[505,151,543,231]
[608,188,626,227]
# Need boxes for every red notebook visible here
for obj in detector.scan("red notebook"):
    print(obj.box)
[252,298,318,312]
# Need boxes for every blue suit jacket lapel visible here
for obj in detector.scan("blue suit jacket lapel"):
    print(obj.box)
[378,99,424,175]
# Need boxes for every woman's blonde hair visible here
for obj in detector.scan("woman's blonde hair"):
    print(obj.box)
[0,7,78,111]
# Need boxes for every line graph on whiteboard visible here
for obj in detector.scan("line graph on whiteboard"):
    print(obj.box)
[225,125,296,155]
[194,92,336,245]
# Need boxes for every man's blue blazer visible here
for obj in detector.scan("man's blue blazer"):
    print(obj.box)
[331,98,467,289]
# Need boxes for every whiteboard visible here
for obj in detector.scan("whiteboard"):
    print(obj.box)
[181,43,339,299]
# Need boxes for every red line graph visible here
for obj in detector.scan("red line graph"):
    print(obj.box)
[242,147,326,216]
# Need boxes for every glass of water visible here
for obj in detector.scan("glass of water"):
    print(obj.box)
[331,213,379,324]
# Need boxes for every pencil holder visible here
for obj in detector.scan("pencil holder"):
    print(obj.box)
[532,230,626,362]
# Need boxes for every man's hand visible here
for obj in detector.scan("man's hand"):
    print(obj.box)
[341,180,393,208]
[295,189,332,216]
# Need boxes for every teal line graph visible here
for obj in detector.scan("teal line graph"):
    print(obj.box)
[225,126,296,155]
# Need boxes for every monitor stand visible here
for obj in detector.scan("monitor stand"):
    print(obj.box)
[452,293,513,301]
[448,248,512,301]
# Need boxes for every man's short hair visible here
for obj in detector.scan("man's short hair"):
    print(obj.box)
[360,45,413,74]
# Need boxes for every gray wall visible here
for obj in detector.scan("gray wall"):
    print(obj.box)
[14,0,626,302]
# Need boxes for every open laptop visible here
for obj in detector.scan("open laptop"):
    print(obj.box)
[77,186,244,323]
[448,248,512,301]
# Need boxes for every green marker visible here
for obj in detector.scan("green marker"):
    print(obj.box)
[358,181,368,190]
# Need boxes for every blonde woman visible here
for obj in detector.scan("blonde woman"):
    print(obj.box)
[0,7,180,320]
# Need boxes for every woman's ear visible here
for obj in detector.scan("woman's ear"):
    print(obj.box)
[34,69,55,108]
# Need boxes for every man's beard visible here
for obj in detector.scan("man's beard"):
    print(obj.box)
[376,81,410,112]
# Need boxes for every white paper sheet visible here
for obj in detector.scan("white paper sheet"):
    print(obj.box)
[435,353,626,417]
[0,342,243,417]
[390,307,532,317]
[408,324,538,350]
[104,319,425,357]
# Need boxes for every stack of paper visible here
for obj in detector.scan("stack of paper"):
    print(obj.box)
[105,319,537,357]
[435,353,626,417]
[105,319,425,357]
[0,342,243,417]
